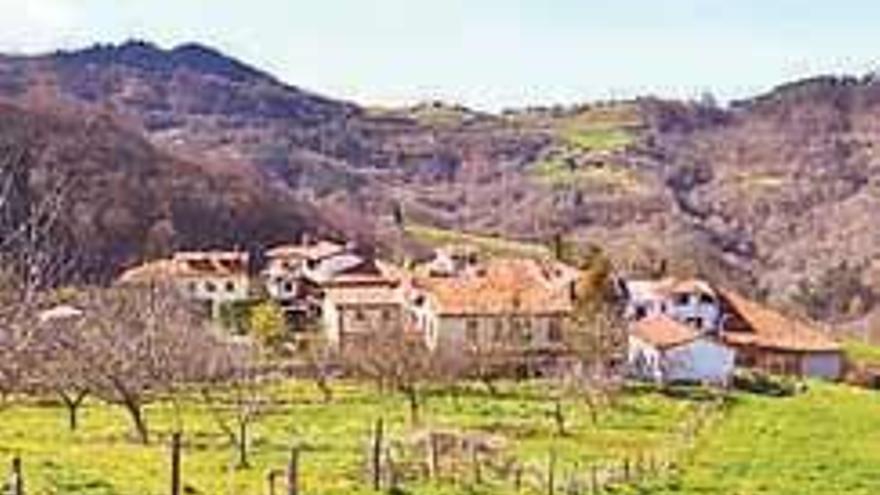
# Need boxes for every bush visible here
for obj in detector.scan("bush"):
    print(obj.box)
[732,369,800,397]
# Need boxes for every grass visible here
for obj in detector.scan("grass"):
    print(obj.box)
[529,158,644,192]
[6,381,880,494]
[562,126,633,153]
[653,382,880,495]
[404,224,550,259]
[843,339,880,368]
[0,381,698,495]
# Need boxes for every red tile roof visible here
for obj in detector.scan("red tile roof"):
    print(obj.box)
[719,290,841,353]
[631,315,701,349]
[118,252,248,284]
[414,258,574,317]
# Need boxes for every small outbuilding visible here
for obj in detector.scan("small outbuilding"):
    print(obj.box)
[628,315,735,385]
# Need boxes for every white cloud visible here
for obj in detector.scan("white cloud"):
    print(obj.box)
[0,0,81,53]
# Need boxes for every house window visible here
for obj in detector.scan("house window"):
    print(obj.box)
[492,319,505,342]
[225,281,236,292]
[634,305,647,319]
[284,281,294,293]
[354,309,366,322]
[466,319,479,344]
[519,319,532,344]
[674,293,690,306]
[205,281,216,293]
[381,309,393,321]
[686,317,703,330]
[548,319,562,343]
[699,293,714,305]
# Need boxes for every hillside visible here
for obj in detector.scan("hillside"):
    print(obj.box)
[0,101,328,282]
[2,41,880,324]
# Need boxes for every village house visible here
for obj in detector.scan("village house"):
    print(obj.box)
[628,315,735,384]
[407,255,578,373]
[621,277,843,380]
[718,290,843,380]
[263,239,347,301]
[623,278,723,332]
[117,251,251,317]
[318,258,407,349]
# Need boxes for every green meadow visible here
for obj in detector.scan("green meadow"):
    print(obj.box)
[0,381,698,495]
[1,381,878,494]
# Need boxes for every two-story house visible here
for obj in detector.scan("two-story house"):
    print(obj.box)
[118,251,251,317]
[407,256,577,374]
[622,277,843,380]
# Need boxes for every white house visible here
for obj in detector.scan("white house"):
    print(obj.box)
[628,315,735,385]
[623,278,723,333]
[117,251,251,317]
[263,240,347,301]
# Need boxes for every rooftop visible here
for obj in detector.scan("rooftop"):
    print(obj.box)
[631,315,702,349]
[414,258,574,317]
[719,290,841,353]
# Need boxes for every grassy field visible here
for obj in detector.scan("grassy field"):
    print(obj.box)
[843,339,880,368]
[529,158,644,192]
[4,380,879,495]
[404,224,550,259]
[653,382,880,495]
[562,127,633,153]
[0,381,701,495]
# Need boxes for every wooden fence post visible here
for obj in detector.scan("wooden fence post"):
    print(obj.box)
[170,432,182,495]
[427,432,439,480]
[286,446,299,495]
[10,456,23,495]
[590,465,598,494]
[371,418,384,491]
[471,445,482,485]
[514,464,523,492]
[266,470,278,495]
[546,451,556,495]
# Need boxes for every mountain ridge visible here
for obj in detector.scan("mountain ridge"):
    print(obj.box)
[1,40,879,326]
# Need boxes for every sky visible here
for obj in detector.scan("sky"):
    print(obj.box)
[2,0,880,110]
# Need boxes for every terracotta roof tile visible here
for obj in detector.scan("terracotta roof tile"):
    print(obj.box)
[631,315,701,349]
[324,286,401,307]
[414,258,574,316]
[719,290,840,352]
[118,252,248,284]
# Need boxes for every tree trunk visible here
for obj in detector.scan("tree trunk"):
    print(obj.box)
[405,387,420,425]
[125,401,149,444]
[237,419,250,469]
[316,377,333,403]
[60,390,87,432]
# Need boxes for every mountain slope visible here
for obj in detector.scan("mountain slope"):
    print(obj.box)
[2,41,880,323]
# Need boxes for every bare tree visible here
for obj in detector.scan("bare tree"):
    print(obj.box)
[556,242,627,425]
[300,332,337,403]
[29,303,91,431]
[199,342,273,470]
[341,329,437,425]
[76,284,222,444]
[0,127,78,406]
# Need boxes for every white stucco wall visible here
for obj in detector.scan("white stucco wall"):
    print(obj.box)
[664,338,735,384]
[629,336,735,384]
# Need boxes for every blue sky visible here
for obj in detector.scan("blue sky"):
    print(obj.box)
[2,0,880,109]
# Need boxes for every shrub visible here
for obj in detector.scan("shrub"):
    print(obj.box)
[732,370,799,397]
